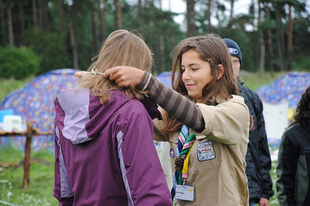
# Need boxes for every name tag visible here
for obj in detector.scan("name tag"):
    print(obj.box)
[175,185,194,201]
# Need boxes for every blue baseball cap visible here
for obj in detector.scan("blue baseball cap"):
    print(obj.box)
[223,38,242,66]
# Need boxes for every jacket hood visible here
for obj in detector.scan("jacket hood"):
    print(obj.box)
[56,88,161,145]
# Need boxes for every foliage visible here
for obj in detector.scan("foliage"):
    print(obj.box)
[292,56,310,71]
[0,46,40,80]
[26,29,71,74]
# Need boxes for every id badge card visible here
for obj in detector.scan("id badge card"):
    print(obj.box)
[175,184,194,201]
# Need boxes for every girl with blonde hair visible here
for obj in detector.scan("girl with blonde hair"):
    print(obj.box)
[53,29,172,206]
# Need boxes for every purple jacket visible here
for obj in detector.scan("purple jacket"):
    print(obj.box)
[53,88,172,206]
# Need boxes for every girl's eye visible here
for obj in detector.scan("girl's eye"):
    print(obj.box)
[191,67,198,71]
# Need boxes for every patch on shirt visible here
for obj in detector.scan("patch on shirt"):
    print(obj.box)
[197,141,216,161]
[170,148,175,158]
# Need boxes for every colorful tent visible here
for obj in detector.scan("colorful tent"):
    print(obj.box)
[256,71,310,155]
[0,68,79,151]
[256,71,310,110]
[156,71,172,88]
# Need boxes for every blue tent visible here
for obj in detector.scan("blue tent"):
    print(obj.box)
[256,71,310,109]
[0,68,79,151]
[156,71,172,88]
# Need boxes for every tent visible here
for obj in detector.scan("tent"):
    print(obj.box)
[256,71,310,159]
[256,71,310,110]
[156,71,172,88]
[0,68,79,151]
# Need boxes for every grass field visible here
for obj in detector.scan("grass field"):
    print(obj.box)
[0,147,57,206]
[0,71,288,205]
[0,147,280,206]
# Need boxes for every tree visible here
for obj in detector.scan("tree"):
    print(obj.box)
[258,0,265,75]
[186,0,196,36]
[7,0,14,46]
[114,0,122,29]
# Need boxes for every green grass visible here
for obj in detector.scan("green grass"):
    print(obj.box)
[270,161,279,206]
[240,71,288,91]
[0,146,57,206]
[0,146,281,206]
[0,77,34,102]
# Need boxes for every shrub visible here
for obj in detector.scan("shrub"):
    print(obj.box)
[0,46,40,80]
[26,29,71,74]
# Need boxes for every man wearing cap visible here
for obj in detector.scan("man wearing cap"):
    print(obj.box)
[223,38,274,206]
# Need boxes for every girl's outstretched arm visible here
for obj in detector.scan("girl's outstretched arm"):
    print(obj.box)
[104,66,204,132]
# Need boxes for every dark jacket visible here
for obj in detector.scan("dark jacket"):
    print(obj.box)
[276,118,310,206]
[238,79,274,202]
[53,88,172,206]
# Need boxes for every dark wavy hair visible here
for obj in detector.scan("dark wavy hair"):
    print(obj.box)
[162,33,238,133]
[289,86,310,130]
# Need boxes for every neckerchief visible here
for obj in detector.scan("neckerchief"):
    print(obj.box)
[171,125,196,201]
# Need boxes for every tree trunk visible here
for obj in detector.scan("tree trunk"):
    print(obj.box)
[38,0,43,30]
[7,0,14,46]
[69,21,79,70]
[258,0,265,76]
[216,0,221,35]
[32,0,38,31]
[19,1,26,45]
[58,0,64,32]
[229,0,235,27]
[114,0,122,29]
[91,10,98,56]
[138,0,142,28]
[207,0,212,32]
[0,0,5,45]
[43,0,50,33]
[98,0,103,41]
[287,5,293,71]
[186,0,196,37]
[275,4,286,71]
[265,5,273,72]
[102,0,107,39]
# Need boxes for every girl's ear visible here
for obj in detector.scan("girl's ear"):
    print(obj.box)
[217,64,224,80]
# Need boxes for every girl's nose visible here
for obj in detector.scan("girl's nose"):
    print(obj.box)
[182,69,190,81]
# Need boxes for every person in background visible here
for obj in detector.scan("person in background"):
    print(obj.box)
[53,29,172,206]
[223,38,274,206]
[276,85,310,206]
[101,34,251,206]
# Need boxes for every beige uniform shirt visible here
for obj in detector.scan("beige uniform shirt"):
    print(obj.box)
[153,95,250,206]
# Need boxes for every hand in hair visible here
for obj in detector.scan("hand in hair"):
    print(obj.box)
[74,71,87,78]
[104,66,144,87]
